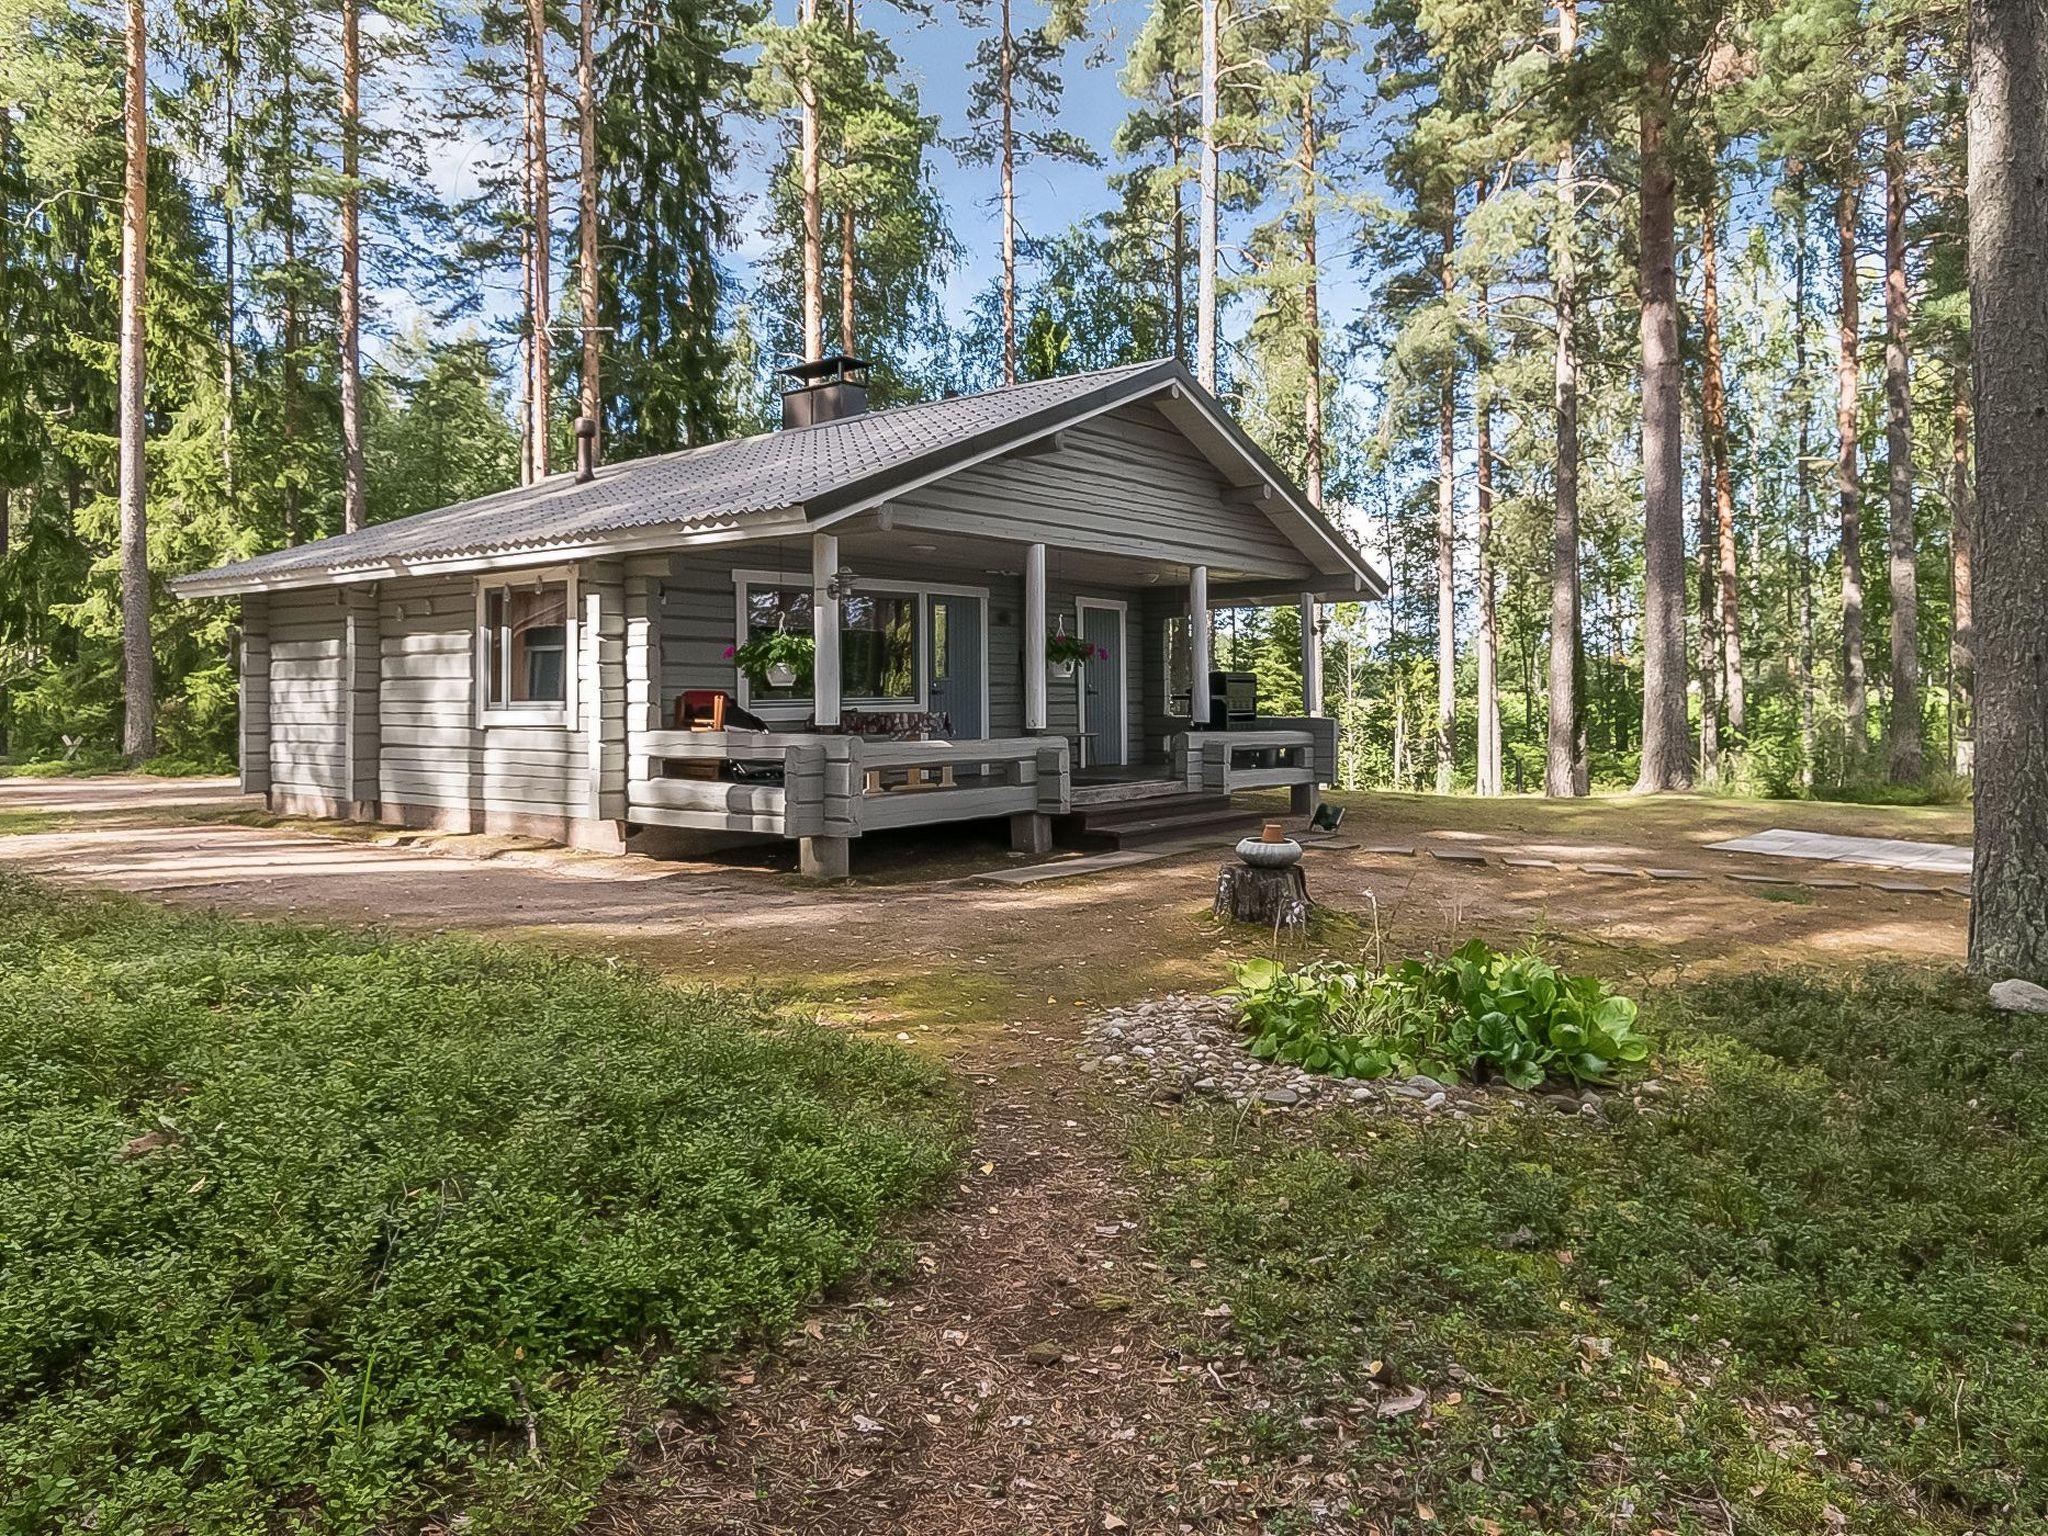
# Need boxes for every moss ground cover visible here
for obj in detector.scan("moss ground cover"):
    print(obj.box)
[0,874,959,1533]
[1132,967,2047,1534]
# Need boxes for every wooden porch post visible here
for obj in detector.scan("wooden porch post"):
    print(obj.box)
[1299,592,1323,718]
[1025,541,1048,731]
[1189,564,1211,726]
[812,532,841,728]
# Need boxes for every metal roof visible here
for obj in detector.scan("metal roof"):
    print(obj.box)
[174,359,1381,597]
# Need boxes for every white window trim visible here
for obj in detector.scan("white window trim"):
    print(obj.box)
[475,564,578,729]
[730,568,989,726]
[1074,596,1130,766]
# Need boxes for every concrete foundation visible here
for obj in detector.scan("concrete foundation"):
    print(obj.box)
[1009,811,1054,854]
[800,834,851,880]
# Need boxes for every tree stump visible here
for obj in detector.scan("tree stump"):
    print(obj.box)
[1214,861,1312,931]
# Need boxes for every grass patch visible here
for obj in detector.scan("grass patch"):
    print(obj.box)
[1131,967,2045,1534]
[0,874,961,1533]
[0,753,230,779]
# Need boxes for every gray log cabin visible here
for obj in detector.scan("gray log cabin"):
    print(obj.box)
[173,357,1386,879]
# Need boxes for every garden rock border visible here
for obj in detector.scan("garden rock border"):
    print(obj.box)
[1077,992,1665,1122]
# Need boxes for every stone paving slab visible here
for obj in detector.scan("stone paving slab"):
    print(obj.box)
[1501,856,1558,869]
[1707,827,1971,875]
[1580,863,1643,877]
[1429,848,1490,864]
[1364,844,1415,856]
[1800,877,1862,889]
[1729,873,1801,885]
[970,849,1168,885]
[1643,868,1708,881]
[1875,880,1939,894]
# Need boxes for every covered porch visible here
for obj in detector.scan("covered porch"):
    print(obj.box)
[618,523,1344,878]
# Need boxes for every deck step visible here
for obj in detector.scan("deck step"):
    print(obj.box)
[1055,793,1263,851]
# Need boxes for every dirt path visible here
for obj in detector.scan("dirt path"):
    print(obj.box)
[0,792,1972,1533]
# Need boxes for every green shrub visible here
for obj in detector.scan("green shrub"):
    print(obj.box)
[1138,967,2048,1532]
[1228,940,1648,1089]
[0,875,959,1533]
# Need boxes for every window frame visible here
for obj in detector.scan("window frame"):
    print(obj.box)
[729,568,989,723]
[474,564,579,729]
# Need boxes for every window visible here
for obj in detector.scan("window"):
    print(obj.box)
[840,592,917,701]
[739,581,919,708]
[479,571,575,724]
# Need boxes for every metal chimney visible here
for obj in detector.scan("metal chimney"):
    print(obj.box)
[574,415,598,483]
[778,355,872,429]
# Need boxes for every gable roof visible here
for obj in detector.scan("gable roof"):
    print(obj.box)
[173,359,1384,598]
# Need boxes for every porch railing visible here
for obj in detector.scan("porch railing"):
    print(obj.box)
[627,729,1070,840]
[1173,717,1336,796]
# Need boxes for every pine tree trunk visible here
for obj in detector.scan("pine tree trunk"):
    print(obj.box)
[1884,104,1921,782]
[1435,216,1457,796]
[1300,36,1322,509]
[1000,0,1017,384]
[119,0,153,761]
[799,0,824,361]
[1546,0,1585,799]
[1837,179,1866,767]
[221,35,238,495]
[339,0,366,530]
[1793,184,1817,791]
[1634,68,1692,792]
[839,0,856,357]
[1701,192,1745,748]
[579,0,600,449]
[1475,273,1499,797]
[1965,0,2048,980]
[280,58,300,541]
[1196,0,1218,391]
[527,0,551,478]
[1950,361,1975,775]
[1697,384,1721,782]
[1170,128,1186,368]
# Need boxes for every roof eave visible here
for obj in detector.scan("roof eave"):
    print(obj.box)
[169,507,808,599]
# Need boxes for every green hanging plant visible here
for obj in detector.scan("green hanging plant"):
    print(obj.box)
[727,629,815,690]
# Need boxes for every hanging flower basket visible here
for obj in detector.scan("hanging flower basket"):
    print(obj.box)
[728,630,814,691]
[1047,631,1107,680]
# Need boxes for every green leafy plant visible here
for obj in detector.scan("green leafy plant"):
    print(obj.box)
[727,628,815,689]
[1227,940,1649,1090]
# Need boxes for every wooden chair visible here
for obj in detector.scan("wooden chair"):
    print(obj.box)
[674,690,727,731]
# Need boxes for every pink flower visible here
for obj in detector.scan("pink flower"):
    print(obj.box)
[722,645,736,660]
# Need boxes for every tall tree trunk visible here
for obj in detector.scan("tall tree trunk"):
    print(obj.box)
[839,0,856,356]
[1634,65,1692,792]
[1170,127,1186,367]
[339,0,367,529]
[119,0,153,761]
[1950,359,1975,774]
[221,30,238,495]
[527,0,551,478]
[1000,0,1017,382]
[1436,216,1457,796]
[1196,0,1218,390]
[1884,101,1921,782]
[578,0,600,451]
[1701,189,1745,748]
[1546,0,1585,798]
[1300,31,1322,508]
[1837,179,1866,766]
[799,0,824,361]
[1965,0,2048,980]
[1697,382,1721,782]
[280,58,300,540]
[1475,272,1499,796]
[1793,180,1817,791]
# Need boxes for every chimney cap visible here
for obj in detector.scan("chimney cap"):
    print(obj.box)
[779,354,873,390]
